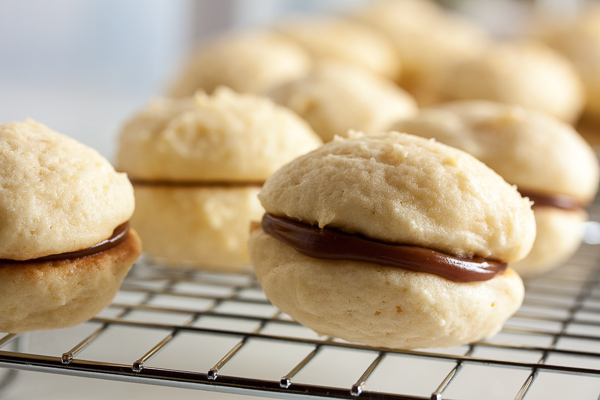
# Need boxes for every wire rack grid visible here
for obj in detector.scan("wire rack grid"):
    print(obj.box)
[2,206,600,400]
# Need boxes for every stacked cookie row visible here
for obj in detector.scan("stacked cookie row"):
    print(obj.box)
[114,0,600,349]
[125,0,600,278]
[2,0,599,351]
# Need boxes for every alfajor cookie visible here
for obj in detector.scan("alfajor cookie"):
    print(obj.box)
[249,131,534,349]
[167,30,311,98]
[393,101,599,277]
[268,62,417,142]
[0,120,141,333]
[436,40,585,123]
[116,87,322,270]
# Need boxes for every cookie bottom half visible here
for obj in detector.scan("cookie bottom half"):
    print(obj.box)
[0,229,141,333]
[132,185,263,271]
[512,207,586,278]
[250,228,524,349]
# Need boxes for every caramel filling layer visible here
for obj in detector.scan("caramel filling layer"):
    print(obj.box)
[262,214,507,283]
[0,222,130,264]
[129,178,263,188]
[520,191,583,211]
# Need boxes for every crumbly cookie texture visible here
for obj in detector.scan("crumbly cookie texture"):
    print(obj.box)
[167,30,311,98]
[259,131,535,263]
[117,87,322,181]
[250,228,524,349]
[393,101,600,203]
[438,41,585,123]
[268,62,417,142]
[0,120,134,260]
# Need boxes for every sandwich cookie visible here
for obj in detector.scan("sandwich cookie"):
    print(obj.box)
[0,120,140,333]
[249,131,534,349]
[117,87,322,270]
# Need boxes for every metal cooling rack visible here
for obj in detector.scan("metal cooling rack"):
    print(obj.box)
[2,209,600,400]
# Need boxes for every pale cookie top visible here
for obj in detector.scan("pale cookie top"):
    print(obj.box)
[116,87,323,181]
[167,30,312,98]
[0,120,134,260]
[268,62,417,142]
[439,40,585,123]
[393,101,600,203]
[275,16,402,81]
[259,131,536,263]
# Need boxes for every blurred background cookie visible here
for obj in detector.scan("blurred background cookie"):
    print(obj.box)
[268,61,417,142]
[435,41,585,123]
[534,4,600,144]
[274,16,402,82]
[116,87,322,270]
[167,30,312,98]
[536,4,600,121]
[355,0,490,106]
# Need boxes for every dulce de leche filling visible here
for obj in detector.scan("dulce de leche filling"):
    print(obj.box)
[261,214,507,283]
[129,178,263,188]
[519,191,584,211]
[0,222,130,264]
